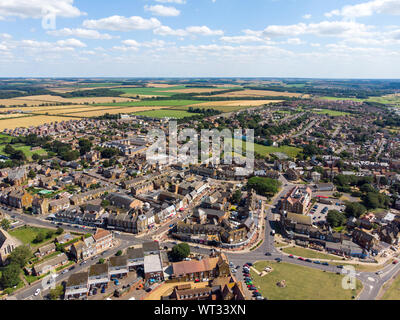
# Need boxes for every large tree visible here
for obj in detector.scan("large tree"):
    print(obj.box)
[171,243,190,261]
[327,210,347,228]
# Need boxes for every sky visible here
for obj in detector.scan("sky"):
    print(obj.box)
[1,0,400,78]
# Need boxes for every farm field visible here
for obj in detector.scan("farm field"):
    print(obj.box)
[70,106,171,117]
[0,115,81,131]
[250,261,362,300]
[209,89,305,98]
[113,86,188,97]
[95,99,201,107]
[133,109,196,119]
[0,95,135,106]
[191,100,283,108]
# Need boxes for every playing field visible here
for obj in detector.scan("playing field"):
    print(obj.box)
[229,139,302,158]
[133,109,196,119]
[250,261,362,300]
[311,109,351,116]
[0,144,47,159]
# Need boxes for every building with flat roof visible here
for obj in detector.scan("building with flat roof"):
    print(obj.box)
[144,254,164,281]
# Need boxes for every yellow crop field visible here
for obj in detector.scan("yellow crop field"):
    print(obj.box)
[8,95,136,105]
[192,100,283,107]
[0,104,108,113]
[0,115,82,130]
[210,90,305,98]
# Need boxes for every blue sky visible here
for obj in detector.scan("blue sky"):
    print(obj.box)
[1,0,400,78]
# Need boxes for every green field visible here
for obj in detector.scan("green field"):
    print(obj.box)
[230,139,302,158]
[281,247,344,261]
[0,144,47,160]
[251,261,362,300]
[172,104,256,113]
[9,226,58,248]
[380,273,400,300]
[320,96,365,102]
[320,95,400,106]
[312,109,351,116]
[112,86,187,97]
[96,99,201,107]
[133,109,198,119]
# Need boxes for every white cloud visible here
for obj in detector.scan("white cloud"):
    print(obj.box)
[220,35,266,44]
[47,28,114,40]
[0,0,84,19]
[154,25,223,36]
[83,15,161,31]
[56,38,86,48]
[154,25,187,36]
[258,21,371,38]
[303,14,312,19]
[144,4,180,17]
[186,26,223,36]
[325,0,400,19]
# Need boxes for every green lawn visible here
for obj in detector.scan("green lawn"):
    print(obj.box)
[381,273,400,300]
[9,226,58,248]
[229,139,302,158]
[281,247,344,261]
[133,109,198,119]
[312,109,351,116]
[0,144,47,160]
[251,261,362,300]
[95,99,201,107]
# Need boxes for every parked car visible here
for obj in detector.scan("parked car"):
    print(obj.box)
[101,287,106,294]
[322,262,329,266]
[337,265,344,269]
[275,258,282,262]
[298,257,304,261]
[313,261,321,264]
[265,252,272,256]
[289,255,294,259]
[393,260,398,265]
[305,259,312,263]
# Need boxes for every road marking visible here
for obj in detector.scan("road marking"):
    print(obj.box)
[368,277,375,282]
